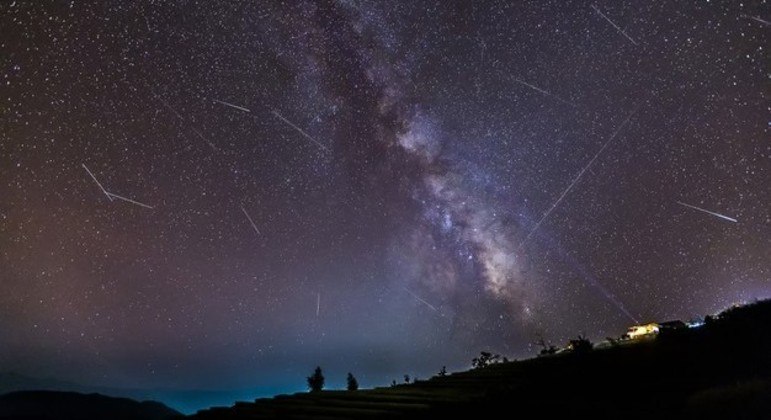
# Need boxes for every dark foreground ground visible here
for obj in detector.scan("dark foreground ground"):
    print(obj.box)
[192,300,771,420]
[2,300,768,419]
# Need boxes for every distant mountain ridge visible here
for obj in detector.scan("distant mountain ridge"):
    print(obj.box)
[0,390,181,420]
[0,371,84,395]
[0,371,275,414]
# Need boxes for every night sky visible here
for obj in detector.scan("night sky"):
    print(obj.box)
[1,0,768,403]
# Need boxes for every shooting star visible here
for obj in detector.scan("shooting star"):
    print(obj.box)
[271,110,330,153]
[106,192,154,209]
[240,205,261,235]
[82,164,113,201]
[153,93,218,151]
[213,99,251,113]
[316,292,320,318]
[191,127,219,151]
[520,108,638,249]
[741,14,770,26]
[83,164,153,209]
[153,92,185,121]
[591,4,639,46]
[509,76,576,107]
[676,201,737,223]
[403,287,438,313]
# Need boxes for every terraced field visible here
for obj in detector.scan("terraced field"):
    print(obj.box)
[191,300,771,419]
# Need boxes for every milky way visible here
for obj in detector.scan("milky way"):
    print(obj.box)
[1,0,768,406]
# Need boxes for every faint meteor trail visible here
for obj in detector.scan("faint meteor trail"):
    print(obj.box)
[591,4,639,46]
[82,164,113,201]
[316,292,320,318]
[403,287,438,312]
[741,14,770,26]
[509,76,576,107]
[240,205,262,235]
[213,99,251,113]
[153,92,218,151]
[520,108,638,249]
[271,110,331,153]
[191,127,218,151]
[545,235,639,323]
[106,192,154,209]
[676,201,737,223]
[153,92,185,121]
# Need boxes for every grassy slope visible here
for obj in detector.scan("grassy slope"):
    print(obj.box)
[191,300,771,420]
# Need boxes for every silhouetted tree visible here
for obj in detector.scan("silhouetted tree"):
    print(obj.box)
[391,380,397,387]
[404,374,410,384]
[438,366,447,377]
[307,366,324,392]
[346,373,358,391]
[472,351,501,369]
[535,336,558,356]
[568,335,593,354]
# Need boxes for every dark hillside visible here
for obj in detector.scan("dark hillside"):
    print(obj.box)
[191,299,771,419]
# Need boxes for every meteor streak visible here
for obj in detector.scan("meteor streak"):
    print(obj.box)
[213,99,251,113]
[240,205,262,235]
[520,108,638,249]
[591,4,639,46]
[83,164,153,209]
[403,287,438,312]
[741,14,770,26]
[154,93,185,121]
[106,192,154,209]
[191,127,219,151]
[271,110,330,153]
[509,76,576,107]
[676,201,737,223]
[82,164,113,201]
[152,92,218,151]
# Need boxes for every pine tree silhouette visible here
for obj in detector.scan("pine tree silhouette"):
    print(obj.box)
[346,372,359,391]
[307,366,325,392]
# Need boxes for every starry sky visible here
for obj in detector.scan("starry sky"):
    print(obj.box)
[1,0,768,402]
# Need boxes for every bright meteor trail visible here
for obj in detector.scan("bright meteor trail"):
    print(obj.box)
[271,110,331,153]
[213,99,251,113]
[82,164,113,202]
[240,205,262,235]
[519,108,638,249]
[591,4,639,46]
[106,191,154,209]
[82,164,153,209]
[676,201,738,223]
